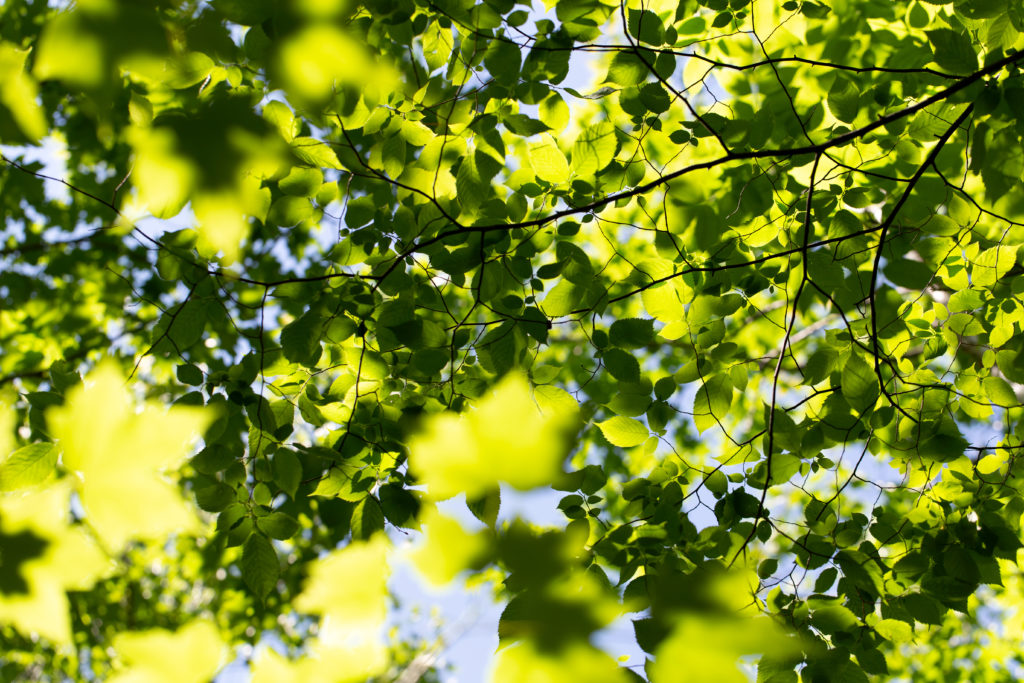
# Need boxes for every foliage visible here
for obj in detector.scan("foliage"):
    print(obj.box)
[3,0,1024,680]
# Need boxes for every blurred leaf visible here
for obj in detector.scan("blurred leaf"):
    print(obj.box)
[47,362,211,551]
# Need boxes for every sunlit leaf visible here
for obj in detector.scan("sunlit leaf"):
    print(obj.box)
[47,362,212,551]
[597,416,649,448]
[490,640,630,683]
[649,615,797,683]
[529,136,570,184]
[409,508,491,585]
[409,373,577,500]
[0,483,107,644]
[108,620,227,683]
[572,122,617,177]
[295,534,389,629]
[0,44,47,142]
[0,443,57,491]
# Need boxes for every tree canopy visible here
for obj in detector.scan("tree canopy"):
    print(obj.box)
[3,0,1024,680]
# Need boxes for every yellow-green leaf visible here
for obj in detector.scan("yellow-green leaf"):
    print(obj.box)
[597,416,649,448]
[528,136,570,184]
[409,509,491,586]
[0,443,57,491]
[490,640,630,683]
[109,620,227,683]
[874,618,913,643]
[972,245,1018,287]
[0,44,47,142]
[47,362,212,551]
[0,483,107,644]
[409,373,576,500]
[295,534,389,628]
[572,121,617,177]
[983,375,1017,406]
[976,453,1005,475]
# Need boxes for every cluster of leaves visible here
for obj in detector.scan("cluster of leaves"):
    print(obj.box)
[3,0,1024,680]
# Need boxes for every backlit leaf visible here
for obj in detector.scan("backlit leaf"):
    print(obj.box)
[409,509,491,586]
[295,534,389,628]
[47,362,212,551]
[109,620,227,683]
[597,416,649,448]
[0,443,57,491]
[572,122,617,177]
[409,373,576,500]
[529,137,570,184]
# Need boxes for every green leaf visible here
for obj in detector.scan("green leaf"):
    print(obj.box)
[381,134,406,179]
[192,446,236,474]
[272,448,303,498]
[194,481,234,512]
[176,364,204,386]
[351,496,386,540]
[597,416,649,448]
[212,0,273,24]
[627,9,664,45]
[606,52,649,85]
[874,618,912,643]
[345,196,376,228]
[907,2,930,28]
[810,604,859,635]
[542,279,593,317]
[280,311,322,366]
[983,376,1016,406]
[484,38,522,86]
[609,318,655,349]
[503,113,550,136]
[976,453,1004,475]
[827,77,860,124]
[258,511,300,540]
[311,461,372,502]
[921,214,960,236]
[603,348,641,382]
[972,245,1018,287]
[279,166,323,196]
[466,488,501,528]
[927,29,978,74]
[814,567,838,593]
[841,354,879,413]
[400,119,435,146]
[539,93,569,130]
[167,300,206,350]
[0,443,57,491]
[943,545,980,583]
[268,195,314,227]
[379,483,421,528]
[693,374,733,434]
[902,593,944,625]
[241,531,279,600]
[291,136,343,169]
